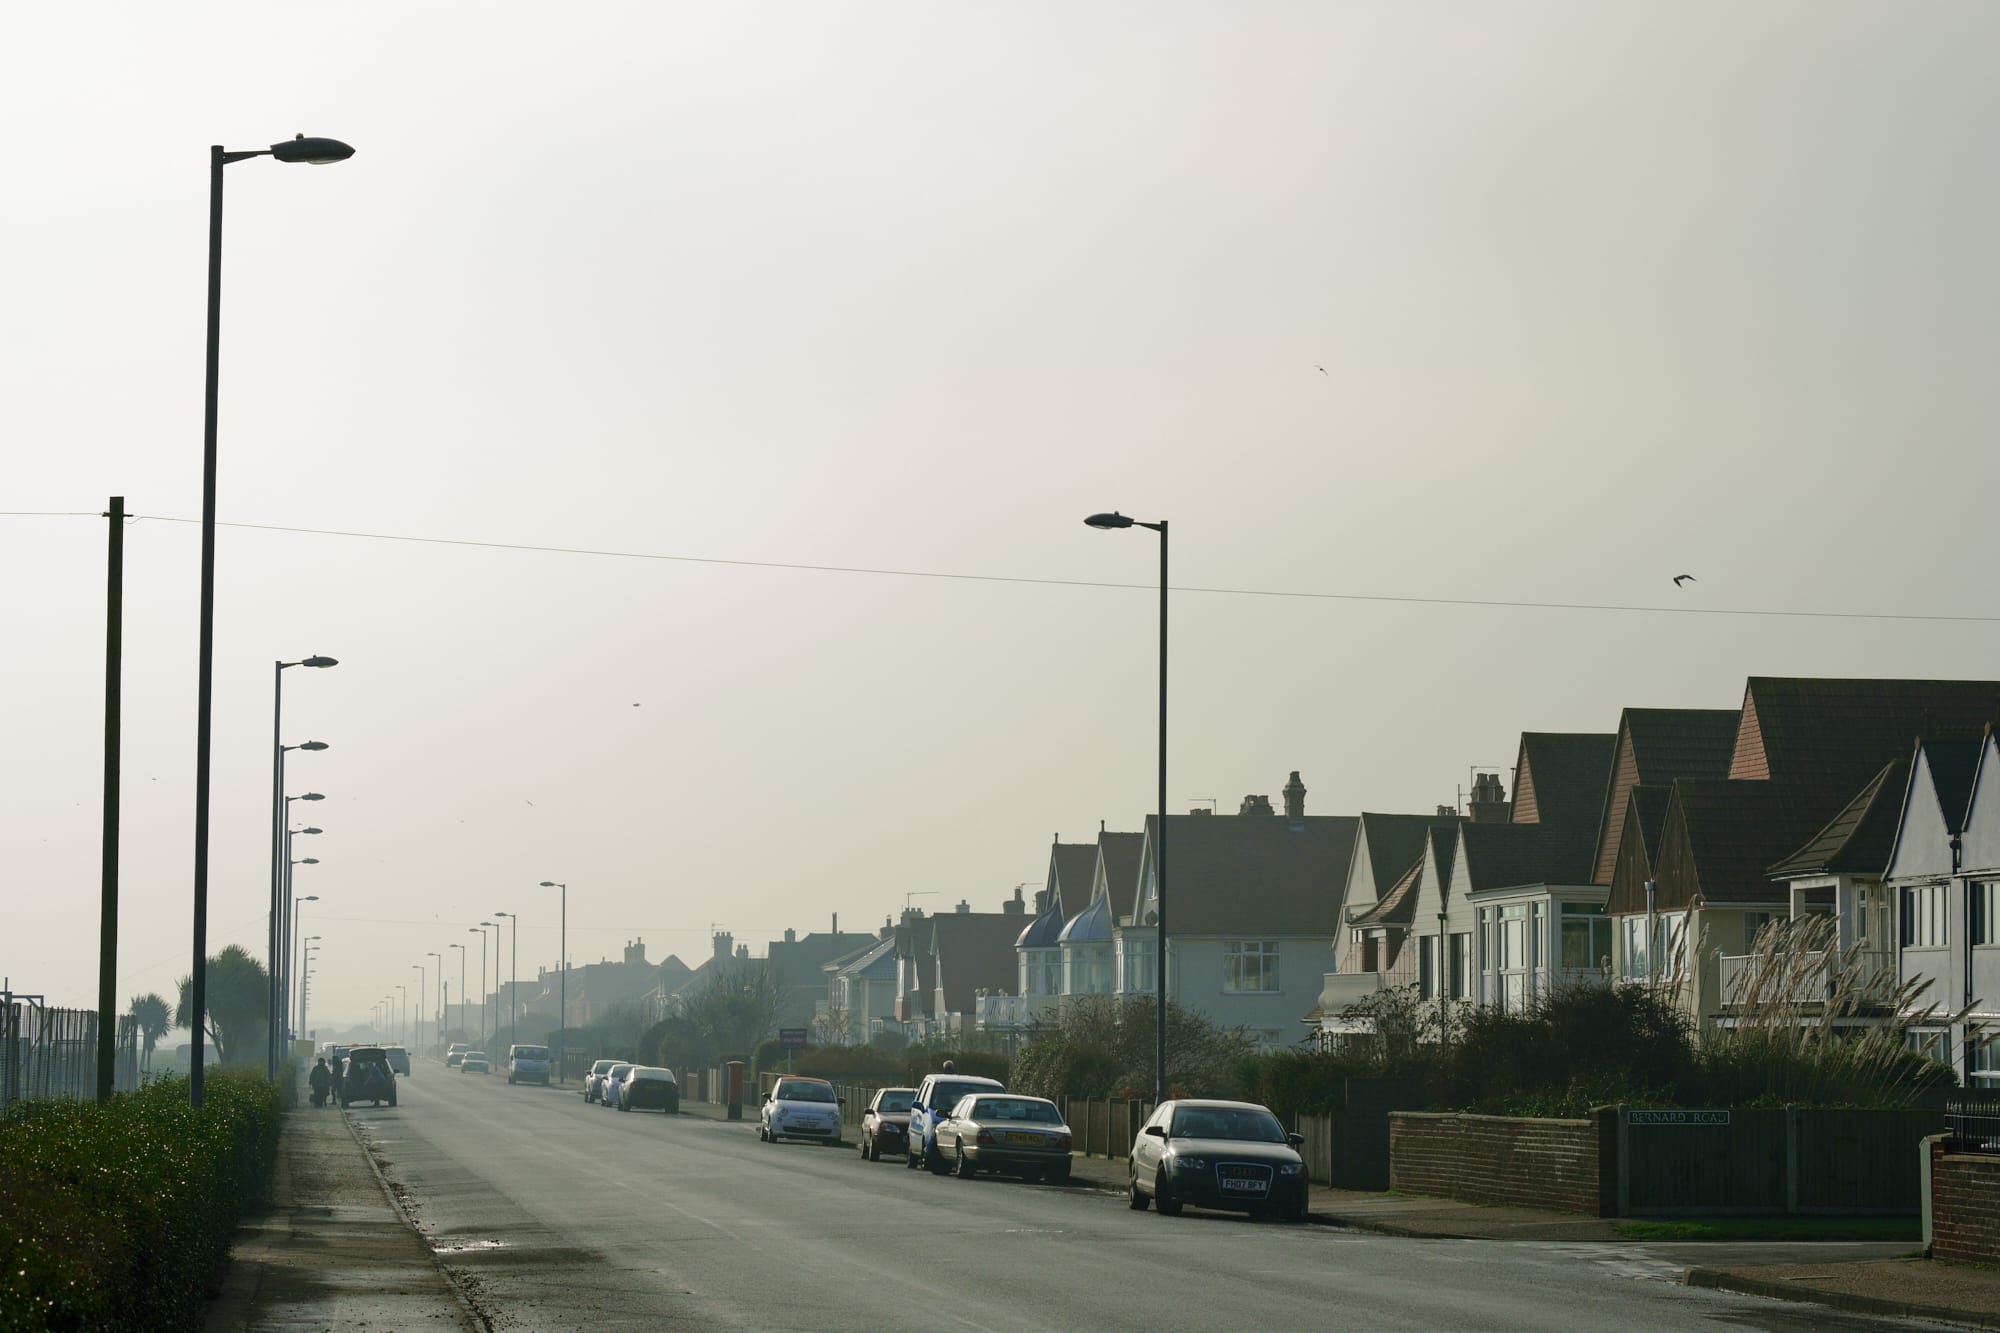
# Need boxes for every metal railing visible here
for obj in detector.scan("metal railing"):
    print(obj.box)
[1,998,139,1110]
[1944,1098,2000,1153]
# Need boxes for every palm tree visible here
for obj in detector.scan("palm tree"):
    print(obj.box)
[129,992,171,1073]
[175,945,270,1067]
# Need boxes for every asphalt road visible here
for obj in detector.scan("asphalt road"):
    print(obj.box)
[355,1069,1943,1332]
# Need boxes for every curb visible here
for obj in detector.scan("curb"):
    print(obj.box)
[1683,1267,2000,1331]
[344,1111,488,1332]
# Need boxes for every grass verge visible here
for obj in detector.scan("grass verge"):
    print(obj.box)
[1612,1217,1919,1242]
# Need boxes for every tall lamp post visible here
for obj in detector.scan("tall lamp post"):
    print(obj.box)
[449,943,466,1044]
[396,985,408,1047]
[270,789,323,1076]
[299,941,319,1039]
[289,890,319,1043]
[426,952,443,1052]
[411,964,426,1053]
[469,927,489,1046]
[281,831,320,1055]
[269,657,336,1080]
[1084,511,1168,1103]
[189,135,354,1108]
[493,910,518,1049]
[478,922,499,1048]
[540,882,567,1082]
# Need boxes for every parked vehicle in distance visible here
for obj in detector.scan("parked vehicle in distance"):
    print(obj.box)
[759,1076,843,1145]
[618,1066,680,1114]
[859,1087,916,1162]
[340,1046,398,1108]
[384,1046,411,1076]
[445,1043,470,1068]
[935,1094,1072,1182]
[507,1043,552,1086]
[461,1051,491,1075]
[583,1058,620,1103]
[599,1063,634,1109]
[906,1072,1005,1172]
[1127,1099,1308,1222]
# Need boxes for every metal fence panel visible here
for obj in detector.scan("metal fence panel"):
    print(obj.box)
[0,1001,136,1110]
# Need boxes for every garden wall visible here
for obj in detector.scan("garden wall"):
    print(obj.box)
[1929,1139,2000,1264]
[1389,1111,1608,1215]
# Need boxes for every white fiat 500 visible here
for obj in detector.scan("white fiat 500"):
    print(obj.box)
[758,1076,843,1145]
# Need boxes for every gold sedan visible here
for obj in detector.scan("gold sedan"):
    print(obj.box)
[934,1094,1073,1184]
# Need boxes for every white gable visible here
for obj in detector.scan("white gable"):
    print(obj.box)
[1883,746,1956,881]
[1960,733,2000,872]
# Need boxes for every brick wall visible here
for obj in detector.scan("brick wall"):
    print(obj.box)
[1391,1111,1606,1216]
[1930,1141,2000,1264]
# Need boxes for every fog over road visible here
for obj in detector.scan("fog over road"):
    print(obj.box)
[356,1071,1932,1332]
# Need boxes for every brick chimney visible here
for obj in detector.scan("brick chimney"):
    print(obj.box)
[784,928,796,944]
[955,899,971,914]
[1004,887,1026,915]
[1282,771,1306,821]
[712,930,733,960]
[1468,772,1511,824]
[1239,794,1274,816]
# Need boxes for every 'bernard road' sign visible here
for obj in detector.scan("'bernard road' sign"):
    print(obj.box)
[1628,1109,1730,1126]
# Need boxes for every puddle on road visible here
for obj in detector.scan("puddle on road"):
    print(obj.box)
[431,1237,510,1254]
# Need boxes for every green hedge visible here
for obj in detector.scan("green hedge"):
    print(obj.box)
[0,1071,281,1332]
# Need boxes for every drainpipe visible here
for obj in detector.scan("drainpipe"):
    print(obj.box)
[1644,879,1657,988]
[1953,833,1970,1085]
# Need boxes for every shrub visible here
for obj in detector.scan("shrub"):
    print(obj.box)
[1433,983,1694,1117]
[1010,998,1249,1100]
[0,1070,281,1332]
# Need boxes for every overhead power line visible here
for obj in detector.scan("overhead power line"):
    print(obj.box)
[8,509,1997,625]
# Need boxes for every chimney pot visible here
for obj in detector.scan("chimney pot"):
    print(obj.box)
[956,899,971,914]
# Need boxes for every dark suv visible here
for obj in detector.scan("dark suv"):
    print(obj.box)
[340,1046,398,1108]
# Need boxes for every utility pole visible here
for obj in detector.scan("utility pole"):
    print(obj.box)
[96,498,124,1102]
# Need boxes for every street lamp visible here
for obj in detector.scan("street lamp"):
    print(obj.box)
[1084,510,1169,1103]
[268,698,333,1079]
[469,927,489,1046]
[300,938,320,1039]
[411,964,426,1053]
[426,951,443,1053]
[189,134,354,1108]
[540,881,567,1082]
[493,910,518,1049]
[478,922,499,1048]
[290,891,319,1041]
[272,794,324,1076]
[396,985,408,1047]
[449,942,466,1045]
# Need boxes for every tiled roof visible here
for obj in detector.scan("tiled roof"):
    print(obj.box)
[1356,813,1446,898]
[1099,831,1145,918]
[1731,677,2000,788]
[1348,853,1422,928]
[1457,822,1599,894]
[1144,812,1360,935]
[1922,738,1985,834]
[1626,708,1741,784]
[1769,760,1909,878]
[928,913,1024,1014]
[1513,733,1617,830]
[1429,825,1459,888]
[1051,842,1099,919]
[1650,779,1855,910]
[1627,786,1674,866]
[1016,896,1066,949]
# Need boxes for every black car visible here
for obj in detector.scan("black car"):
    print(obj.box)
[858,1087,915,1162]
[1127,1099,1306,1222]
[340,1045,399,1108]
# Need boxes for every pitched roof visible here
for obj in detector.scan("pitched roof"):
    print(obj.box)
[1591,709,1740,884]
[928,912,1026,1014]
[827,934,898,978]
[1511,733,1616,831]
[1355,813,1446,899]
[1050,841,1100,919]
[1635,779,1854,912]
[1626,786,1675,866]
[1348,853,1422,928]
[1921,737,1985,834]
[1139,812,1360,935]
[1457,821,1599,894]
[1731,677,2000,788]
[1769,759,1910,879]
[1098,831,1145,919]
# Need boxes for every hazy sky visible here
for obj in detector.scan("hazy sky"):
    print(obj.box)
[6,3,1999,1029]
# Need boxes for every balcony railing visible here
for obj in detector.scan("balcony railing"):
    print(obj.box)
[1718,948,1898,1008]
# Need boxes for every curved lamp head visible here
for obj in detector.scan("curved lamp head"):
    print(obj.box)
[540,880,563,888]
[302,895,320,903]
[467,928,480,935]
[480,920,496,928]
[299,741,330,752]
[299,792,325,802]
[298,857,319,866]
[271,135,355,166]
[1084,512,1135,530]
[296,827,323,835]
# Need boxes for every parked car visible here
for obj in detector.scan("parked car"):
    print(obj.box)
[507,1043,552,1086]
[445,1043,470,1068]
[1126,1099,1307,1222]
[384,1046,412,1076]
[599,1063,634,1109]
[905,1072,1005,1172]
[618,1067,680,1114]
[340,1046,398,1107]
[759,1076,843,1145]
[461,1051,491,1074]
[935,1093,1072,1182]
[858,1087,916,1162]
[583,1058,620,1103]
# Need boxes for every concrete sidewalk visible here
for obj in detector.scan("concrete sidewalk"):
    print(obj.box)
[204,1106,476,1332]
[1685,1260,2000,1331]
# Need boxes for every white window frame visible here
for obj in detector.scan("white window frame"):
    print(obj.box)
[1903,883,1948,949]
[1223,940,1280,994]
[1121,937,1157,994]
[1973,881,1998,947]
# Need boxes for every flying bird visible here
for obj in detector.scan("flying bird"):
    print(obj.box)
[1673,574,1696,587]
[1313,364,1327,375]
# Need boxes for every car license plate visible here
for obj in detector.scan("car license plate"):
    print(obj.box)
[1220,1177,1265,1193]
[1005,1132,1043,1146]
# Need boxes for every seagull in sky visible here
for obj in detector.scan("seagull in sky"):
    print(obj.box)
[1673,574,1696,587]
[1313,364,1327,375]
